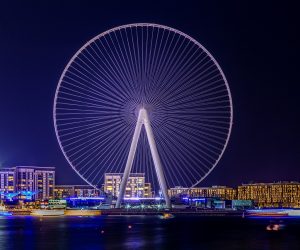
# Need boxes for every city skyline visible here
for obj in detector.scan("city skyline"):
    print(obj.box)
[0,2,299,188]
[0,2,299,249]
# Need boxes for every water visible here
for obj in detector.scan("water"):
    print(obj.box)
[0,215,300,249]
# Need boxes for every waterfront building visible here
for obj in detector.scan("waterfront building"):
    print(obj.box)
[238,182,300,208]
[104,173,152,198]
[0,166,55,201]
[144,183,152,198]
[168,186,189,197]
[54,185,100,199]
[0,168,16,198]
[168,186,237,200]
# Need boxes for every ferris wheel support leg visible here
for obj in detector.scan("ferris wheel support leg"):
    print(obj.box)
[115,110,143,208]
[116,108,171,209]
[142,109,171,209]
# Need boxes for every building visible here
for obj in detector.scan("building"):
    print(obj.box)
[34,167,55,201]
[238,182,300,208]
[168,186,237,200]
[0,166,55,201]
[104,173,152,198]
[54,185,100,199]
[144,183,152,198]
[0,168,16,198]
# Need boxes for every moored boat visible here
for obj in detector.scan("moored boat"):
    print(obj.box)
[31,209,65,216]
[246,209,289,217]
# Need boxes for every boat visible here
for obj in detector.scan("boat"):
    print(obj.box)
[246,209,289,217]
[0,211,12,216]
[159,213,174,219]
[31,209,65,216]
[248,212,288,217]
[266,223,285,231]
[287,210,300,216]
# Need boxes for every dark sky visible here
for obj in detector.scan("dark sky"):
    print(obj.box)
[0,1,299,186]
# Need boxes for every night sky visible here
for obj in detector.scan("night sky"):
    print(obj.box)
[0,1,299,186]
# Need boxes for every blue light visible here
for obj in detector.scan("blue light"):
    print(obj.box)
[192,198,206,202]
[67,197,105,201]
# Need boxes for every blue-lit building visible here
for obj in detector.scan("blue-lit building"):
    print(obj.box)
[0,166,55,201]
[0,168,16,198]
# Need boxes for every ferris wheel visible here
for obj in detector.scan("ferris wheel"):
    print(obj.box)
[53,23,233,207]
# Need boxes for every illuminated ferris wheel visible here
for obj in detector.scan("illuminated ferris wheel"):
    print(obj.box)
[53,23,233,207]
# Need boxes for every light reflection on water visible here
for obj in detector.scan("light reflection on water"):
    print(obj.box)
[0,215,300,249]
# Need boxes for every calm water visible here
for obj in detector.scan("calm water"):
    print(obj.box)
[0,215,300,249]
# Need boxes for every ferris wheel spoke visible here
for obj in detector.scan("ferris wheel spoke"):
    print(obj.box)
[128,27,142,93]
[166,118,228,143]
[91,40,135,100]
[110,32,136,97]
[61,76,123,106]
[162,123,224,155]
[149,28,167,86]
[71,53,127,98]
[80,125,133,180]
[71,58,132,103]
[163,121,226,149]
[164,72,224,105]
[144,26,156,95]
[159,62,219,104]
[56,115,125,126]
[152,30,175,86]
[87,129,132,185]
[56,96,121,111]
[167,116,229,137]
[71,123,132,172]
[134,26,143,84]
[153,32,181,89]
[168,116,230,133]
[166,92,230,109]
[165,121,222,163]
[149,38,195,104]
[57,116,124,136]
[65,67,126,105]
[155,136,189,187]
[101,36,137,99]
[158,129,206,181]
[76,48,127,94]
[155,44,205,100]
[164,123,218,166]
[154,35,195,89]
[63,124,126,160]
[121,28,140,91]
[61,119,125,148]
[61,121,127,151]
[86,42,135,99]
[109,135,132,176]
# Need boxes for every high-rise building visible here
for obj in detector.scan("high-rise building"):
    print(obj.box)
[0,168,16,198]
[168,186,237,200]
[33,167,55,200]
[54,185,100,199]
[104,173,152,198]
[0,166,55,201]
[238,182,300,208]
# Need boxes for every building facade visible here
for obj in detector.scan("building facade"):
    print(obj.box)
[0,166,55,201]
[54,185,100,199]
[168,186,237,200]
[238,182,300,208]
[0,168,16,198]
[104,173,152,198]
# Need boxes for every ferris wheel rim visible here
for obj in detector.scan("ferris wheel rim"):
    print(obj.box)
[53,23,233,189]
